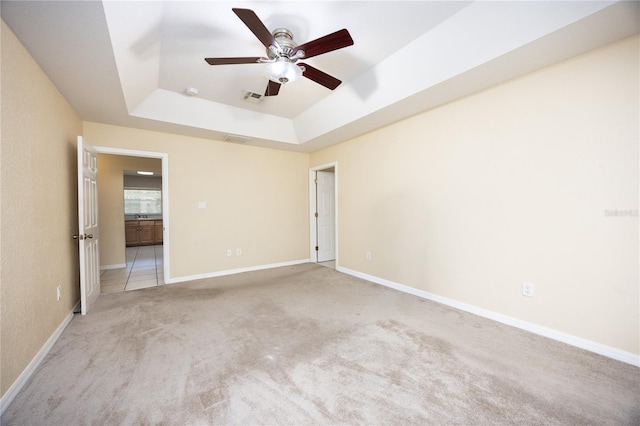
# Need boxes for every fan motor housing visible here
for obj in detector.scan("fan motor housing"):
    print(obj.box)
[268,28,297,59]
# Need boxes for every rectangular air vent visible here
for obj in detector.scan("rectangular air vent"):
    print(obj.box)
[243,90,263,104]
[224,134,251,144]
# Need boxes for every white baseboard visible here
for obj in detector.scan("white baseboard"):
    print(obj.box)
[0,300,81,416]
[337,266,640,368]
[100,263,126,270]
[165,258,310,285]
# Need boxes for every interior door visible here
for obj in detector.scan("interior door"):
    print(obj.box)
[316,170,336,262]
[77,136,100,315]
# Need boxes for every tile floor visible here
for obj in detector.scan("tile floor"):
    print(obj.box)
[100,245,164,293]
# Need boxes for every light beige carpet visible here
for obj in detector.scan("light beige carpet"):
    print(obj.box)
[3,264,639,425]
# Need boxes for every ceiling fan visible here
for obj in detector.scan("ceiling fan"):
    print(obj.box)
[205,8,354,97]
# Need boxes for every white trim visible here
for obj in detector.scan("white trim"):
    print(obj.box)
[160,152,169,283]
[165,258,310,284]
[308,171,316,262]
[309,162,338,266]
[100,263,126,270]
[0,300,81,416]
[337,266,640,368]
[93,147,170,283]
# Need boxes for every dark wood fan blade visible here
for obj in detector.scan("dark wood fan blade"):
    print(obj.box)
[205,57,262,65]
[300,63,341,90]
[232,8,279,50]
[264,80,281,97]
[293,29,353,59]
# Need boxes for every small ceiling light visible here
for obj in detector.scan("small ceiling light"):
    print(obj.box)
[265,58,302,84]
[185,87,199,97]
[137,171,154,176]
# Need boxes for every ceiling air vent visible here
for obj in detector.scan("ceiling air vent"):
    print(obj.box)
[224,134,251,144]
[243,90,264,104]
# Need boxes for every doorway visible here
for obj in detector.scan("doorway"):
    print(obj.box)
[309,162,337,268]
[94,147,170,289]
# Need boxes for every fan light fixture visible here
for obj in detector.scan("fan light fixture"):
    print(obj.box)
[265,58,302,84]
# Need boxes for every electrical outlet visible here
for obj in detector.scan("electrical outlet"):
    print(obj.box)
[56,285,62,301]
[226,249,232,257]
[522,281,535,297]
[236,248,242,256]
[366,251,372,261]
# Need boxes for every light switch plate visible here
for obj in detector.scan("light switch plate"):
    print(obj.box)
[198,201,207,209]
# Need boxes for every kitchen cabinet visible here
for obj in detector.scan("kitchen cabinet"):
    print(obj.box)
[125,223,139,246]
[155,221,164,244]
[125,220,163,247]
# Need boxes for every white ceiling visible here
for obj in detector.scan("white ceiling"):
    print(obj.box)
[2,1,638,152]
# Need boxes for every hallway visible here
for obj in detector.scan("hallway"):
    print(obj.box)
[100,245,164,293]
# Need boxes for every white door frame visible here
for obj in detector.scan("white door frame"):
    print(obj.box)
[309,162,338,264]
[94,146,170,283]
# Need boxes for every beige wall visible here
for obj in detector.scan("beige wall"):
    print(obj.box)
[311,35,639,355]
[1,20,83,396]
[97,155,162,267]
[84,123,310,279]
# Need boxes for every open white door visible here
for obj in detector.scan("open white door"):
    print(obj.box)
[77,136,100,315]
[316,170,336,262]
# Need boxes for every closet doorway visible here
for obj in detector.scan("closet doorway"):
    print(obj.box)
[309,163,337,268]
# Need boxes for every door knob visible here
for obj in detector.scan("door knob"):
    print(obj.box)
[86,234,93,239]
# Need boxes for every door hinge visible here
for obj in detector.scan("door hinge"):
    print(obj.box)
[314,212,318,218]
[315,246,319,251]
